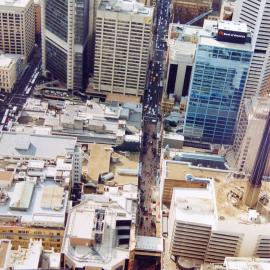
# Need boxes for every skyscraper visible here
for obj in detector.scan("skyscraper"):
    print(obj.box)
[233,0,270,97]
[93,0,153,96]
[41,0,92,91]
[227,96,270,176]
[184,20,252,145]
[0,0,35,61]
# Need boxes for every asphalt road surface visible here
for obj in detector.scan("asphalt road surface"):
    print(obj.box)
[0,52,41,128]
[137,0,171,237]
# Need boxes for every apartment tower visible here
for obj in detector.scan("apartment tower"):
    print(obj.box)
[233,0,270,97]
[0,0,35,61]
[93,0,153,96]
[41,0,92,91]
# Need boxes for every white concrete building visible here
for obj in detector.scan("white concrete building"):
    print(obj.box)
[227,96,270,175]
[168,180,270,264]
[233,0,270,97]
[62,194,135,270]
[165,24,197,98]
[93,0,153,96]
[0,55,16,93]
[165,160,270,264]
[0,0,35,61]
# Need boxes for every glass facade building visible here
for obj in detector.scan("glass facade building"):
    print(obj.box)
[42,0,91,91]
[184,44,252,145]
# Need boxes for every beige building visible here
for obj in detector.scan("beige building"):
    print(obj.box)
[93,0,153,96]
[0,55,16,93]
[164,160,270,265]
[172,0,213,23]
[0,0,35,61]
[227,96,270,176]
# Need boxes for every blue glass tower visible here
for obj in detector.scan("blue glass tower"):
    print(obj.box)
[184,22,252,145]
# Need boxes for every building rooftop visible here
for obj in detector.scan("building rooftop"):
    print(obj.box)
[98,0,153,17]
[173,152,228,170]
[0,132,77,160]
[172,185,216,226]
[87,144,113,182]
[224,257,270,270]
[164,160,270,221]
[168,20,252,52]
[0,157,71,227]
[7,239,42,270]
[62,196,134,269]
[14,99,142,145]
[0,0,32,8]
[245,96,270,121]
[136,236,163,252]
[83,143,139,185]
[0,55,13,68]
[218,20,247,32]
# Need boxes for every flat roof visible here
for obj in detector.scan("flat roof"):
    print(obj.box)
[106,93,140,104]
[62,198,132,268]
[110,152,139,185]
[0,0,31,8]
[0,132,77,160]
[164,160,270,220]
[218,21,248,33]
[69,211,95,240]
[40,186,65,210]
[225,257,270,270]
[8,240,42,270]
[98,0,153,17]
[136,236,163,252]
[87,144,112,181]
[0,171,13,184]
[0,179,68,227]
[172,185,216,226]
[9,181,34,210]
[0,55,13,68]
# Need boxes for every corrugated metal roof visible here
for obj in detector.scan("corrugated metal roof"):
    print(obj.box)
[9,181,34,210]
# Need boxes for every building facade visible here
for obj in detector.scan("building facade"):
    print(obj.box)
[0,55,16,93]
[233,0,270,97]
[62,195,135,270]
[184,20,252,145]
[165,24,198,99]
[34,0,41,44]
[0,0,35,61]
[41,0,92,91]
[227,96,270,175]
[93,0,153,96]
[168,178,270,264]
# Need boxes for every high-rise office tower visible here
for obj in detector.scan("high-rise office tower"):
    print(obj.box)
[41,0,92,91]
[183,20,252,145]
[0,0,35,61]
[227,96,270,176]
[233,0,270,97]
[93,0,153,96]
